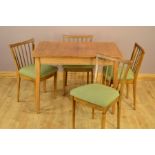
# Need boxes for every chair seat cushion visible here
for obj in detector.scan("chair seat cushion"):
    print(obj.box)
[63,65,94,69]
[103,65,134,80]
[70,84,119,107]
[19,64,57,79]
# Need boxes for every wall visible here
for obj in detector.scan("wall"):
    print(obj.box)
[0,26,155,73]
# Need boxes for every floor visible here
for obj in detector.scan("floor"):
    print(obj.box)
[0,73,155,129]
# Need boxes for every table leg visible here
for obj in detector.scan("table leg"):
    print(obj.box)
[35,58,40,113]
[113,61,118,88]
[112,62,118,114]
[63,71,66,95]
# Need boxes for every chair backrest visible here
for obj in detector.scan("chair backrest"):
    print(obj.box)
[63,35,93,42]
[95,54,132,94]
[9,38,35,70]
[130,43,145,78]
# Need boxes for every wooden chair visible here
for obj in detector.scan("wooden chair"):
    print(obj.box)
[9,38,58,109]
[102,43,145,110]
[70,54,131,129]
[62,35,94,95]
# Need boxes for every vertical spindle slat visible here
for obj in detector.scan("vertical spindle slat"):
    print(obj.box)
[20,45,26,66]
[13,47,20,69]
[28,43,33,64]
[24,43,29,66]
[16,46,23,68]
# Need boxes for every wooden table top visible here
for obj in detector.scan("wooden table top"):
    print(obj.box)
[33,41,123,59]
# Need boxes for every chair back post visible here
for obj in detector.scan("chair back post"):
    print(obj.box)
[94,55,99,83]
[113,61,119,89]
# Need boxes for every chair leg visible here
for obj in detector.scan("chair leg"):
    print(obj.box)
[101,111,106,129]
[126,83,129,98]
[43,80,46,93]
[17,75,21,102]
[53,72,57,98]
[72,98,76,129]
[91,70,93,83]
[87,71,89,84]
[65,71,67,86]
[92,108,95,119]
[133,80,137,110]
[112,103,115,114]
[102,76,104,84]
[63,71,66,95]
[117,101,121,129]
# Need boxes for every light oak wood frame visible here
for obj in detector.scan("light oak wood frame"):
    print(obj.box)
[102,43,145,110]
[34,41,122,113]
[63,35,94,42]
[71,54,131,129]
[9,38,57,112]
[62,35,94,95]
[125,43,145,110]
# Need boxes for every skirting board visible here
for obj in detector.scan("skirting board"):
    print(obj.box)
[0,71,155,81]
[0,71,16,78]
[138,74,155,81]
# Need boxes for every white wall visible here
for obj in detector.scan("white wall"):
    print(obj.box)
[0,26,155,73]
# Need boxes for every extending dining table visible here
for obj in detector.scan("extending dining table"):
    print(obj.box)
[33,41,123,113]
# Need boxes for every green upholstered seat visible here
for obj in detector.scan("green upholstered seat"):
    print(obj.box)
[103,65,134,80]
[70,83,119,107]
[19,64,57,79]
[63,65,94,69]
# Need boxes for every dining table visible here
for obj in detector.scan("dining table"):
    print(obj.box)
[33,41,123,113]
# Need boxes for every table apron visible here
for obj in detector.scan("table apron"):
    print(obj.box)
[39,57,96,65]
